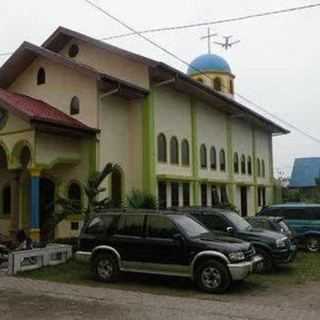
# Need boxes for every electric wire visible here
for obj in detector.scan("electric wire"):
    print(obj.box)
[84,0,320,145]
[102,2,320,40]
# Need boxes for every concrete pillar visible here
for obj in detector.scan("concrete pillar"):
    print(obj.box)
[29,168,41,241]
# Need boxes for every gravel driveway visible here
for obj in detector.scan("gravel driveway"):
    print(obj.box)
[1,273,320,320]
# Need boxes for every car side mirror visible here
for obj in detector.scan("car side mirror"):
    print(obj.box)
[173,233,185,243]
[226,227,234,233]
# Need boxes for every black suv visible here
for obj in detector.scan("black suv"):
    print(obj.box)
[76,211,262,293]
[245,216,297,244]
[173,208,297,272]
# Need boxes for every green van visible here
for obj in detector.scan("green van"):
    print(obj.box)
[258,203,320,252]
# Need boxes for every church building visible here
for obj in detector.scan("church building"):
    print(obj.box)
[0,27,288,240]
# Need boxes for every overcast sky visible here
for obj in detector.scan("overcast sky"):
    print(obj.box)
[1,0,320,177]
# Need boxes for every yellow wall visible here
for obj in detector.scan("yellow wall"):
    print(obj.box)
[192,72,234,95]
[154,86,193,178]
[35,132,81,167]
[255,128,271,185]
[9,56,98,128]
[98,94,144,200]
[232,119,254,185]
[0,113,31,134]
[196,100,229,181]
[60,40,150,90]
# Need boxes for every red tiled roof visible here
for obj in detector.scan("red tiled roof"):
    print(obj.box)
[0,88,97,133]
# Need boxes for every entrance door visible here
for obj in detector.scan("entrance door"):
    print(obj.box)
[39,178,55,242]
[240,186,248,217]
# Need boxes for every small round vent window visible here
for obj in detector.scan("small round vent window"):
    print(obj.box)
[68,44,79,58]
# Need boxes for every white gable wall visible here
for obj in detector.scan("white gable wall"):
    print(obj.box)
[60,40,150,90]
[9,56,98,128]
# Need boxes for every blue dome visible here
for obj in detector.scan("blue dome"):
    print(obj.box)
[187,54,232,75]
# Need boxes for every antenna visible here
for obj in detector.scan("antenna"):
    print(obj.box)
[200,28,218,54]
[214,35,240,51]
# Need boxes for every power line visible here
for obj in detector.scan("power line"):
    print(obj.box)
[84,0,320,146]
[0,52,12,57]
[1,2,320,57]
[234,94,320,145]
[102,2,320,41]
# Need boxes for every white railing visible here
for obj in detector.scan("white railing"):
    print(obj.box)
[8,244,73,275]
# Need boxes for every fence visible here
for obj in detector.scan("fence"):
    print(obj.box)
[8,244,73,275]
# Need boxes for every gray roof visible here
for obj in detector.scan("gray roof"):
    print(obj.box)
[289,158,320,188]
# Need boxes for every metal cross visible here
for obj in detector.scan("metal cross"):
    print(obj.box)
[200,28,218,54]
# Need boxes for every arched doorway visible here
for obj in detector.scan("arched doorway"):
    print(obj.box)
[19,146,31,169]
[111,166,122,208]
[39,178,55,242]
[0,144,8,169]
[11,141,32,169]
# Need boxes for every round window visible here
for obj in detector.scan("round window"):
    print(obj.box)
[68,44,79,58]
[0,108,8,130]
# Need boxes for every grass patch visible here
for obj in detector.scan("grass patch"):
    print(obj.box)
[250,252,320,286]
[18,252,320,297]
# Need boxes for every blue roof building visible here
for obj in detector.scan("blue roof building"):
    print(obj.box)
[187,53,235,95]
[187,54,232,75]
[289,158,320,188]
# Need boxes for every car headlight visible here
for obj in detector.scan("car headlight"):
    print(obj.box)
[229,251,245,262]
[276,237,288,248]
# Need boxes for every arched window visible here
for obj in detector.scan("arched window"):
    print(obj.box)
[181,139,190,166]
[70,96,80,115]
[241,155,246,174]
[257,159,261,177]
[37,68,46,85]
[220,149,226,171]
[210,146,217,170]
[157,133,167,163]
[170,137,179,165]
[247,156,252,176]
[200,144,207,169]
[69,44,79,58]
[230,80,234,94]
[68,182,82,210]
[2,184,11,215]
[262,160,266,177]
[213,77,222,91]
[234,152,239,174]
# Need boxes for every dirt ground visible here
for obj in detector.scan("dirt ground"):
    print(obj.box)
[0,289,115,320]
[1,274,320,320]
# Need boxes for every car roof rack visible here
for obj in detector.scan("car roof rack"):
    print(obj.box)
[95,208,183,215]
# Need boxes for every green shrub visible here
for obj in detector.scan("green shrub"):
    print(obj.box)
[127,190,157,209]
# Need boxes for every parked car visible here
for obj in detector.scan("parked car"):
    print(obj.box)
[76,210,262,293]
[258,203,320,252]
[245,216,297,243]
[172,208,297,272]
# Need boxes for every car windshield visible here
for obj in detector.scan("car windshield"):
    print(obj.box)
[225,211,252,231]
[170,215,209,238]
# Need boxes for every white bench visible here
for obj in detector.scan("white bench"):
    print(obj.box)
[8,244,73,275]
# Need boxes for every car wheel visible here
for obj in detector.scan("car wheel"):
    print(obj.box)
[195,259,231,294]
[255,248,273,273]
[306,237,320,253]
[93,253,120,282]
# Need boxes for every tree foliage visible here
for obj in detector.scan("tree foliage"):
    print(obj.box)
[48,163,115,239]
[127,190,157,210]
